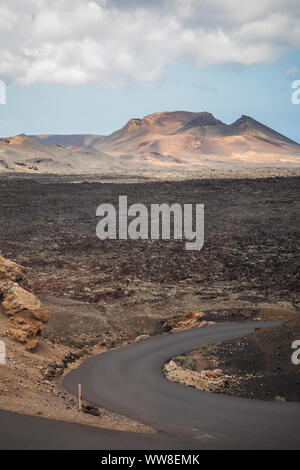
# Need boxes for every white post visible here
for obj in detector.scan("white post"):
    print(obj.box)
[78,384,82,411]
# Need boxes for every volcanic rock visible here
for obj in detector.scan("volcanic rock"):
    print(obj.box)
[0,255,49,350]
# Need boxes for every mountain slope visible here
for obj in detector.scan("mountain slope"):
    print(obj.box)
[0,134,115,173]
[0,112,299,173]
[228,115,297,145]
[92,111,300,168]
[29,134,104,147]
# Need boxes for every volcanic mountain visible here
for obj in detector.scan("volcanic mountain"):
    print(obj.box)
[0,134,112,173]
[91,111,300,168]
[29,133,104,147]
[0,112,299,173]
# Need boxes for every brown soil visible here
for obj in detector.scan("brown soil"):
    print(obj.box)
[0,173,299,420]
[0,174,299,347]
[0,328,154,433]
[164,312,300,402]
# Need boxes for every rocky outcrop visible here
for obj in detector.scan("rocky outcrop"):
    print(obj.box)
[0,254,25,283]
[0,254,49,350]
[165,310,210,333]
[134,334,150,343]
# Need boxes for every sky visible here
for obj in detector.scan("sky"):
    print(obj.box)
[0,0,299,141]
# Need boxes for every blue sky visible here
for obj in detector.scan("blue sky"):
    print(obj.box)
[1,52,299,141]
[0,1,299,141]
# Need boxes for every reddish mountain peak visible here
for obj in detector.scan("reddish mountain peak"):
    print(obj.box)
[184,112,223,127]
[123,111,222,136]
[143,110,220,126]
[230,115,297,144]
[0,134,37,146]
[144,110,196,121]
[126,118,144,131]
[232,115,258,126]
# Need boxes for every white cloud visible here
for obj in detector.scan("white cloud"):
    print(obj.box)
[0,0,299,86]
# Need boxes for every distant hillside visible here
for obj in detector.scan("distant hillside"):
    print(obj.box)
[0,112,299,174]
[29,134,103,147]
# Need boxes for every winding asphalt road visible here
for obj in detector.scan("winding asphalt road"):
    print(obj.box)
[1,321,300,449]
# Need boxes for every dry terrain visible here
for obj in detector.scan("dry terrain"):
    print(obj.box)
[0,111,299,174]
[0,330,154,433]
[164,309,300,402]
[0,171,299,424]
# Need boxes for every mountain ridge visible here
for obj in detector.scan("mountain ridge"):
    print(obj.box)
[0,111,299,173]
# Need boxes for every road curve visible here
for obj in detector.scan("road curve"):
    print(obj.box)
[1,321,300,449]
[63,321,300,449]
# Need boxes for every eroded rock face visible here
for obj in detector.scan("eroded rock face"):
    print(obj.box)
[0,254,25,283]
[0,254,49,350]
[165,310,208,333]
